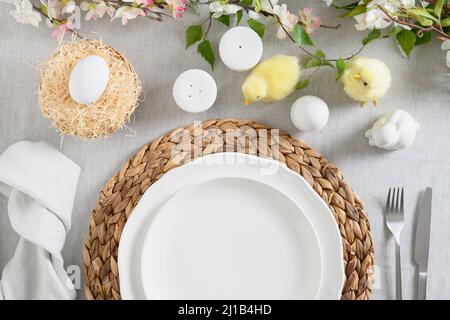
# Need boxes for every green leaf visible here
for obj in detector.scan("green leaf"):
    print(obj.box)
[340,5,367,18]
[197,40,215,70]
[305,50,334,68]
[414,15,434,27]
[215,15,230,27]
[415,31,432,46]
[362,29,381,45]
[442,17,450,27]
[332,1,360,10]
[247,19,265,38]
[241,0,253,6]
[296,79,310,90]
[186,25,203,49]
[306,60,321,68]
[434,0,444,18]
[39,4,49,16]
[387,25,402,37]
[293,25,315,47]
[396,30,416,58]
[408,8,439,23]
[254,0,262,11]
[336,59,347,81]
[236,10,243,26]
[315,49,326,59]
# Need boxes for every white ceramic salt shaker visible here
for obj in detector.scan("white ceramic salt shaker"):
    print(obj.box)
[290,96,329,132]
[173,69,217,113]
[219,26,263,72]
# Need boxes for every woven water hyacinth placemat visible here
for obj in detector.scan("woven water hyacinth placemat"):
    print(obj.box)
[83,119,375,300]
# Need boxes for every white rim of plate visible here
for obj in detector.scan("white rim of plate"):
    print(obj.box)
[118,152,345,300]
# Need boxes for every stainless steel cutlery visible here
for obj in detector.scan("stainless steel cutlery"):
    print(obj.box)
[414,187,433,300]
[385,187,433,300]
[386,187,404,300]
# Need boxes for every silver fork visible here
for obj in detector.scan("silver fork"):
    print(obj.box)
[385,187,404,300]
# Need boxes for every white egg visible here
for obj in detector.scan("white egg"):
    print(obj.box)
[290,96,329,132]
[173,69,217,113]
[68,55,110,105]
[219,26,263,72]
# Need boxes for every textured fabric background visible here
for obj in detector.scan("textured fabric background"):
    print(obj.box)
[0,1,449,300]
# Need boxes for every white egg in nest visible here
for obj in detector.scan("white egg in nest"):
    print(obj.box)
[290,96,329,132]
[68,55,110,105]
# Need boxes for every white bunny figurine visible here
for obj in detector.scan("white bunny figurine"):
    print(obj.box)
[365,109,420,151]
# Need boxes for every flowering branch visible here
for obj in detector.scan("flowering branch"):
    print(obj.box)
[6,0,448,85]
[264,0,363,64]
[376,5,450,40]
[336,0,450,68]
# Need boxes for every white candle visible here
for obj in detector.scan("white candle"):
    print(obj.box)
[219,26,263,72]
[172,69,217,113]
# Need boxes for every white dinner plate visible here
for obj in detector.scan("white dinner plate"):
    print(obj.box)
[140,177,323,299]
[118,152,345,299]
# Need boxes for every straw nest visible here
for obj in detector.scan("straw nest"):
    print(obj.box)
[39,40,141,139]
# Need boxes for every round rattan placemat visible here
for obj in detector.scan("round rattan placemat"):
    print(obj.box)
[83,119,374,300]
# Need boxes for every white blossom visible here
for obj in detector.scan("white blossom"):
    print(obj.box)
[246,0,278,20]
[0,0,20,4]
[113,6,144,25]
[398,0,416,8]
[9,0,42,27]
[248,10,261,20]
[354,8,391,30]
[354,0,418,31]
[209,1,241,18]
[273,4,298,39]
[441,40,450,51]
[62,0,76,14]
[441,40,450,69]
[323,0,333,6]
[258,0,278,13]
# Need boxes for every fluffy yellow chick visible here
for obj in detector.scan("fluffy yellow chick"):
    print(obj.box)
[242,55,301,106]
[341,57,391,106]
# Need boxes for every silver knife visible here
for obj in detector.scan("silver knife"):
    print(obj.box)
[414,187,433,300]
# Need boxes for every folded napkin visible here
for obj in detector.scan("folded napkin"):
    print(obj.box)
[0,141,80,300]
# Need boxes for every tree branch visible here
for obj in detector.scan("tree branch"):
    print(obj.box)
[377,5,450,40]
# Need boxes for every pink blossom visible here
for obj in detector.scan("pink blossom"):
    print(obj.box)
[299,8,321,34]
[135,0,154,5]
[273,4,299,39]
[81,1,111,20]
[51,21,74,41]
[47,0,64,19]
[166,0,187,18]
[113,6,145,25]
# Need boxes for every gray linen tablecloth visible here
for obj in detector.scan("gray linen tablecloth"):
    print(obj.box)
[0,1,449,300]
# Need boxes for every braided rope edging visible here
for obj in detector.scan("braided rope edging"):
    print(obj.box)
[83,119,375,300]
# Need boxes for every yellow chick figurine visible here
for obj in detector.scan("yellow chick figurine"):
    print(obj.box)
[341,57,391,106]
[242,55,301,106]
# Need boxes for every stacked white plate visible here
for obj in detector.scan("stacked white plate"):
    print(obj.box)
[118,153,345,299]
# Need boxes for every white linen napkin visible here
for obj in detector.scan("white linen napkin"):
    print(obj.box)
[0,141,80,300]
